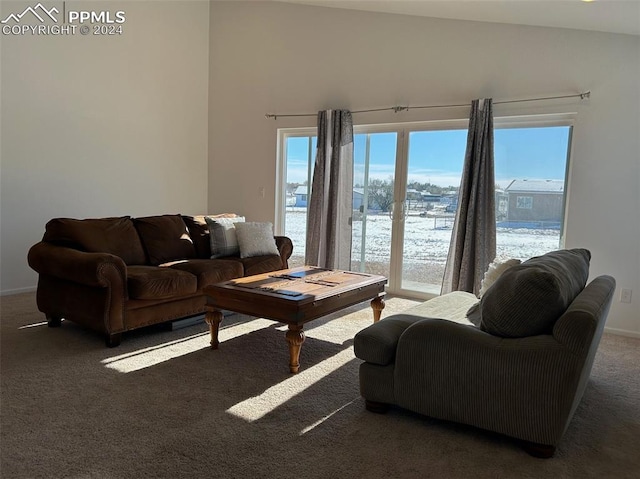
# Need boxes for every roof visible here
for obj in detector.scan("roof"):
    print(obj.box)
[294,186,308,195]
[505,179,564,193]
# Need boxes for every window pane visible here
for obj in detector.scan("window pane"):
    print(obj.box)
[494,126,571,261]
[401,130,467,293]
[351,132,398,278]
[284,136,316,268]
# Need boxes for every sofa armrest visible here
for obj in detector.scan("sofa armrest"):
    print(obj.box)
[553,275,615,353]
[354,314,429,365]
[274,236,293,269]
[28,242,127,290]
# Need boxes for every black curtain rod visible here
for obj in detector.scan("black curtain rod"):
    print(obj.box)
[265,91,591,120]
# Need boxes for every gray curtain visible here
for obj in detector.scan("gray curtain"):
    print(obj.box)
[442,99,496,295]
[305,110,354,270]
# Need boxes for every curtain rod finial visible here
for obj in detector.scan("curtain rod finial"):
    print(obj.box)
[265,114,277,120]
[580,91,591,100]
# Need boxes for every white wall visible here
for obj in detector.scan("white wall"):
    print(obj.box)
[1,1,210,293]
[209,2,640,335]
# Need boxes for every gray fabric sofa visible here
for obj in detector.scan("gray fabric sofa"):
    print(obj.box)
[354,249,616,457]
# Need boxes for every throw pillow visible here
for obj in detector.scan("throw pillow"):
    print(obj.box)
[478,248,591,338]
[235,222,280,259]
[43,216,147,265]
[134,215,196,266]
[479,258,522,298]
[465,302,482,327]
[182,214,238,259]
[205,216,245,258]
[466,258,522,326]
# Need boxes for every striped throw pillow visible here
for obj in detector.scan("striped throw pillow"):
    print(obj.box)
[205,216,245,258]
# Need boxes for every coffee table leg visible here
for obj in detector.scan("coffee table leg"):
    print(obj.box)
[285,324,306,374]
[205,307,224,349]
[371,295,385,323]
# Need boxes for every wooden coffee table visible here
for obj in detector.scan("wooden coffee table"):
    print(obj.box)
[203,266,387,373]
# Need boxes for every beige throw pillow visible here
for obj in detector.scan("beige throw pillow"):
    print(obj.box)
[235,222,279,259]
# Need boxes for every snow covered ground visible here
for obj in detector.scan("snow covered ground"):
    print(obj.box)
[284,209,561,284]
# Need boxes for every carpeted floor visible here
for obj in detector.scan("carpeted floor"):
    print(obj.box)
[1,292,639,478]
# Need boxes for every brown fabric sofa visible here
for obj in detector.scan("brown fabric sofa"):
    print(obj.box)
[28,214,293,347]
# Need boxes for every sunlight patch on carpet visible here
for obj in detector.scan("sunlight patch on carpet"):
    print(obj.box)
[18,321,51,329]
[273,319,365,345]
[298,320,360,344]
[226,348,354,422]
[101,318,274,373]
[299,397,359,435]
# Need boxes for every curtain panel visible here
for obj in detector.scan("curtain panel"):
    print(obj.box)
[442,99,496,295]
[305,110,354,270]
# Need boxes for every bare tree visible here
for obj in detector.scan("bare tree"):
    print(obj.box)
[368,177,395,212]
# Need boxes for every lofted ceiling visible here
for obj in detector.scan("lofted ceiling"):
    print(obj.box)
[278,0,640,36]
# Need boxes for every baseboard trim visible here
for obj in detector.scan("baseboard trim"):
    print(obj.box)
[168,310,235,331]
[0,286,37,296]
[604,327,640,339]
[169,314,206,330]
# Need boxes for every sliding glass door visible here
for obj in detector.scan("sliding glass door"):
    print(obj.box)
[350,125,468,296]
[278,114,573,299]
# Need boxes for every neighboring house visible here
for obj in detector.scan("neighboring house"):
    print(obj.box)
[421,191,442,203]
[504,179,564,226]
[440,192,459,213]
[294,185,309,207]
[350,187,384,212]
[353,188,364,210]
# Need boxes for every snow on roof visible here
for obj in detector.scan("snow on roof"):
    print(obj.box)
[505,179,564,193]
[294,185,308,195]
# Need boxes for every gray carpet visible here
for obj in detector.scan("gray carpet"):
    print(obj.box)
[1,292,639,478]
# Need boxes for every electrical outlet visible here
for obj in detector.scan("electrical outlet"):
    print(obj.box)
[620,289,632,303]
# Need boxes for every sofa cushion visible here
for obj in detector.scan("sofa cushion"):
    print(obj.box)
[478,248,591,338]
[205,216,245,258]
[127,265,197,300]
[182,214,238,259]
[134,215,196,266]
[237,254,284,276]
[235,222,280,259]
[163,259,244,289]
[407,291,479,325]
[43,216,146,265]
